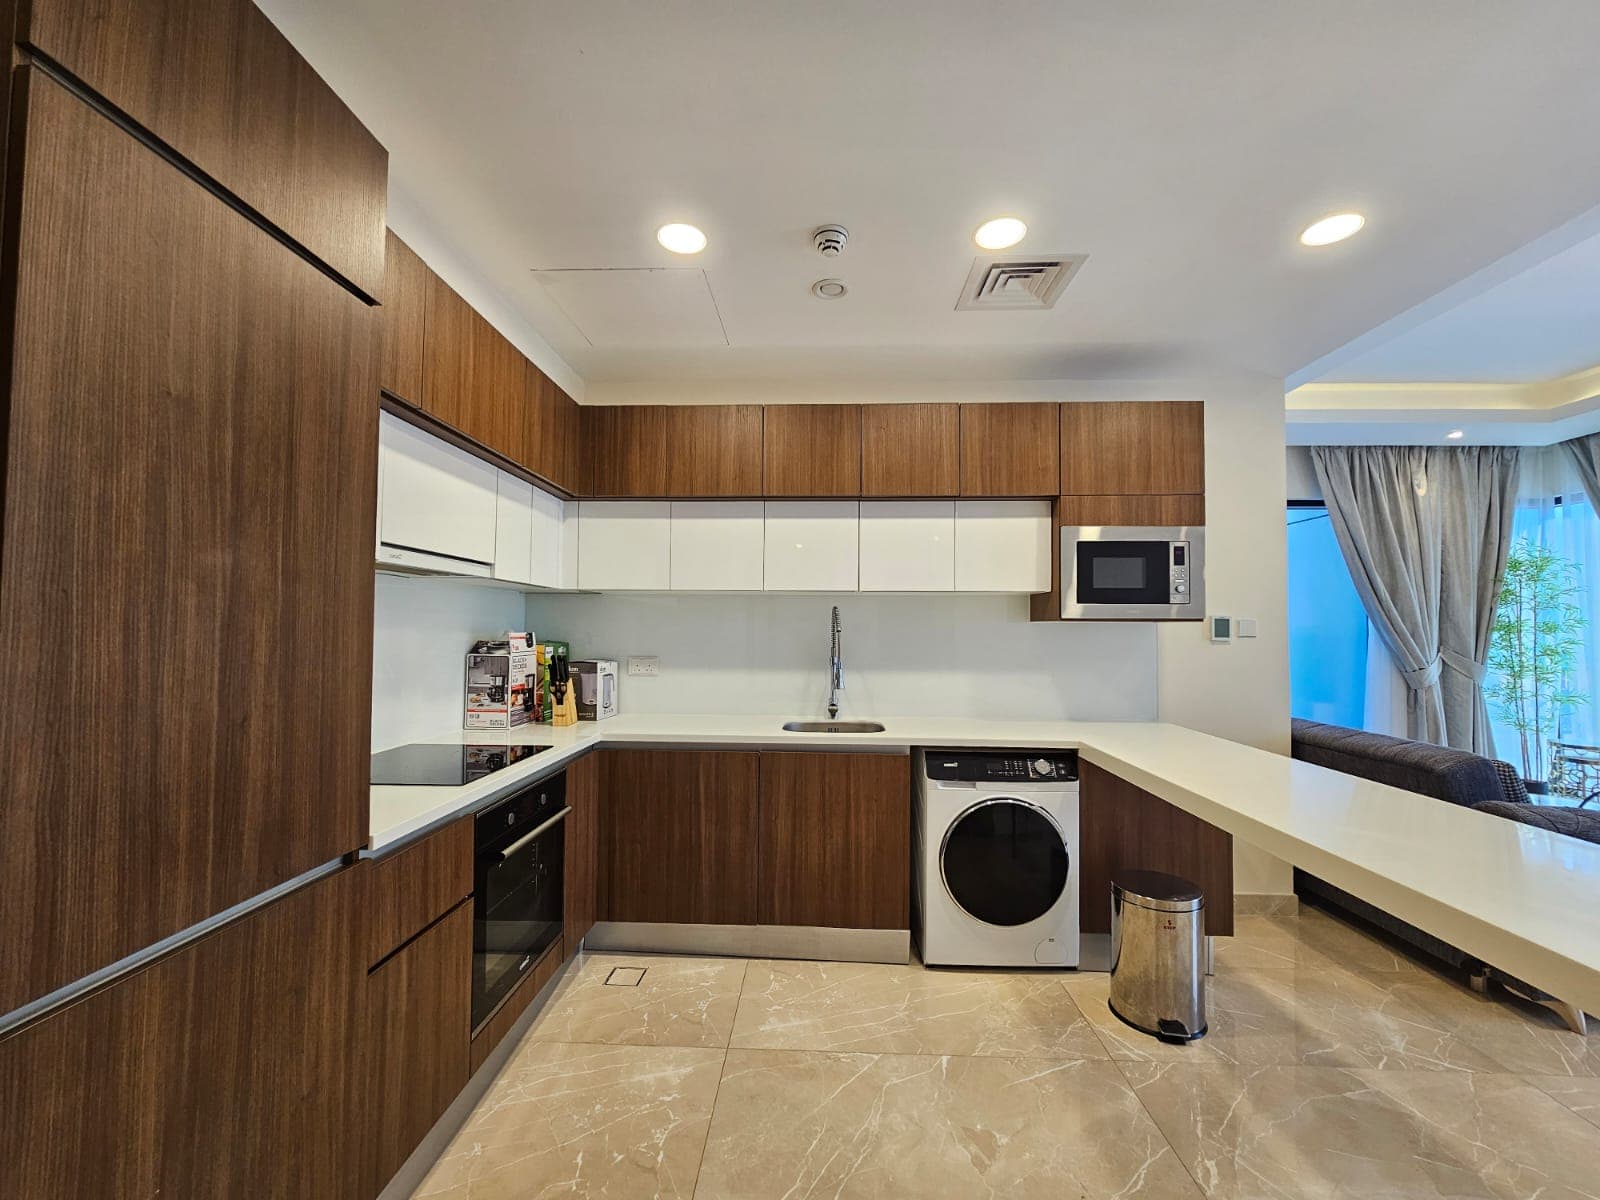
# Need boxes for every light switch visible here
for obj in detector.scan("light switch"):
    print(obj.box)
[1238,618,1258,638]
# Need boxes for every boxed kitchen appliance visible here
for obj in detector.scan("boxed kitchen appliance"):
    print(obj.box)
[464,632,539,730]
[570,659,618,721]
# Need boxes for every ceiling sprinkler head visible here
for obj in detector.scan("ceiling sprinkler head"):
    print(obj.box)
[812,224,849,257]
[811,278,848,299]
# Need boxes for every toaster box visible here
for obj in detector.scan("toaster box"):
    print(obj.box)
[570,659,618,721]
[464,632,538,730]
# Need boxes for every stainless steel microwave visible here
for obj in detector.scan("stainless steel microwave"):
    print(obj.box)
[1060,526,1204,620]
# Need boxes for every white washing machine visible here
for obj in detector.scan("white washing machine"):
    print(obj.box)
[913,748,1080,968]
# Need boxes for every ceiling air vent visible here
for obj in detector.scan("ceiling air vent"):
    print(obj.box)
[955,253,1086,311]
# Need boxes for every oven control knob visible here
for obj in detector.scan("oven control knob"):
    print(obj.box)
[1032,758,1054,776]
[1174,583,1188,594]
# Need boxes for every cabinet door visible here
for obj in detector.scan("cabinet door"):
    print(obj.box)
[862,404,958,496]
[1078,761,1232,936]
[763,404,862,496]
[0,868,366,1199]
[860,501,955,591]
[421,272,479,434]
[758,753,910,929]
[0,73,375,1014]
[577,501,671,590]
[494,470,536,584]
[381,230,428,406]
[564,752,602,953]
[378,411,499,568]
[666,406,764,496]
[1059,401,1205,495]
[23,0,388,297]
[527,365,579,491]
[671,501,765,589]
[764,501,860,591]
[485,327,531,467]
[560,500,582,588]
[364,903,473,1197]
[959,403,1059,496]
[603,750,760,925]
[954,500,1051,592]
[529,485,566,589]
[583,405,669,496]
[366,817,475,968]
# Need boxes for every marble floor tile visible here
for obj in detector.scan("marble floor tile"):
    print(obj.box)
[412,1041,724,1199]
[1215,910,1423,977]
[1124,1061,1600,1200]
[1527,1074,1600,1129]
[1063,965,1506,1072]
[730,959,1107,1059]
[528,952,747,1048]
[694,1048,1203,1199]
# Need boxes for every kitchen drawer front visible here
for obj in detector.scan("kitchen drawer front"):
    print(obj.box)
[366,817,475,968]
[22,0,387,298]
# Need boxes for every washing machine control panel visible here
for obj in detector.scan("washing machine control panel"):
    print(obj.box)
[924,750,1079,783]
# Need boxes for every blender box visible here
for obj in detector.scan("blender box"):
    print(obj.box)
[571,659,618,720]
[464,632,538,730]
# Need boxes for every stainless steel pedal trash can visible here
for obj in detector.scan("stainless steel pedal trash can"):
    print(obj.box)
[1108,869,1206,1043]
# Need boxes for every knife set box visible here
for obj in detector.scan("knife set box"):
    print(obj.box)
[464,632,538,730]
[571,659,618,720]
[535,639,569,723]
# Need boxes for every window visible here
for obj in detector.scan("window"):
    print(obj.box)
[1286,503,1368,727]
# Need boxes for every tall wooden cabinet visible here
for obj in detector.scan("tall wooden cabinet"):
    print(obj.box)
[0,66,378,1015]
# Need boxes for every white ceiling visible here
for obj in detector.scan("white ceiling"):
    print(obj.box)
[1312,230,1600,384]
[259,0,1600,385]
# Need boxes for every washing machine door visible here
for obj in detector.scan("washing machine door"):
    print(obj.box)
[940,797,1069,927]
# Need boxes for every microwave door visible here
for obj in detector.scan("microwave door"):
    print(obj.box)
[1059,526,1204,620]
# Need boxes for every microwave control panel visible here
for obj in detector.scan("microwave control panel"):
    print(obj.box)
[1170,542,1191,604]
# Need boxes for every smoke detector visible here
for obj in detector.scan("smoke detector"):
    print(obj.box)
[811,278,848,299]
[812,225,849,257]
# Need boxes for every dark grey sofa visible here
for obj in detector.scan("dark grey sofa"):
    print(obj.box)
[1289,719,1597,1032]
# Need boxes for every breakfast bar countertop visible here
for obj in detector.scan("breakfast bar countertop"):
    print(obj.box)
[368,714,1600,1016]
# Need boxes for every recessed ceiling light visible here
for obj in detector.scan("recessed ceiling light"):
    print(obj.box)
[974,217,1027,250]
[656,223,707,254]
[1446,429,1465,440]
[1299,212,1366,247]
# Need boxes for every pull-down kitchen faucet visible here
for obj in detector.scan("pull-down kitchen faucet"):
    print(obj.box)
[827,606,843,719]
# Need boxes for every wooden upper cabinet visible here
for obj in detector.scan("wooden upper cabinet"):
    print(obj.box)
[0,71,374,1014]
[0,867,367,1199]
[763,404,862,496]
[421,274,528,465]
[861,404,958,496]
[22,0,387,297]
[758,753,911,930]
[960,403,1060,496]
[1059,401,1205,496]
[582,405,763,497]
[380,230,428,407]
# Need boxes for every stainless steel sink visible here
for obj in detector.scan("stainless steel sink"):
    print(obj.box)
[781,720,886,734]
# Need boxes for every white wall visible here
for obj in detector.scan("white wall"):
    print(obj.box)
[523,592,1157,722]
[370,575,529,751]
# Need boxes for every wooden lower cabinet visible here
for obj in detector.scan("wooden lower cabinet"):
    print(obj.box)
[758,753,910,929]
[564,751,602,953]
[0,867,366,1199]
[602,749,761,924]
[363,903,473,1197]
[367,817,475,967]
[1078,760,1233,936]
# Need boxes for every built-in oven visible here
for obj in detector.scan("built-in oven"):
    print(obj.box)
[1060,525,1204,620]
[472,771,567,1031]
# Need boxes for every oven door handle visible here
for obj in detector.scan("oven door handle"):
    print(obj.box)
[492,806,571,861]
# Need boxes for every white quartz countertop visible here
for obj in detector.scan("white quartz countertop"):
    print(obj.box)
[369,714,1600,1014]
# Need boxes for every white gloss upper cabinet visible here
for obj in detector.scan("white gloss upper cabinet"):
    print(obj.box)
[493,470,535,584]
[671,501,764,590]
[559,500,580,589]
[528,485,565,588]
[954,500,1052,592]
[860,501,955,591]
[764,501,859,592]
[377,411,497,569]
[577,501,670,590]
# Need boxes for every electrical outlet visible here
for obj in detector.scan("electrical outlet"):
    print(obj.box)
[627,656,660,677]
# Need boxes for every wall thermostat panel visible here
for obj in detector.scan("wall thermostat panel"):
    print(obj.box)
[1210,615,1232,643]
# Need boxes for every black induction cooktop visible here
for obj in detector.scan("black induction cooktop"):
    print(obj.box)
[370,742,553,786]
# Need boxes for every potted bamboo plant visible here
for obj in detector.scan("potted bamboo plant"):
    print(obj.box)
[1486,537,1588,792]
